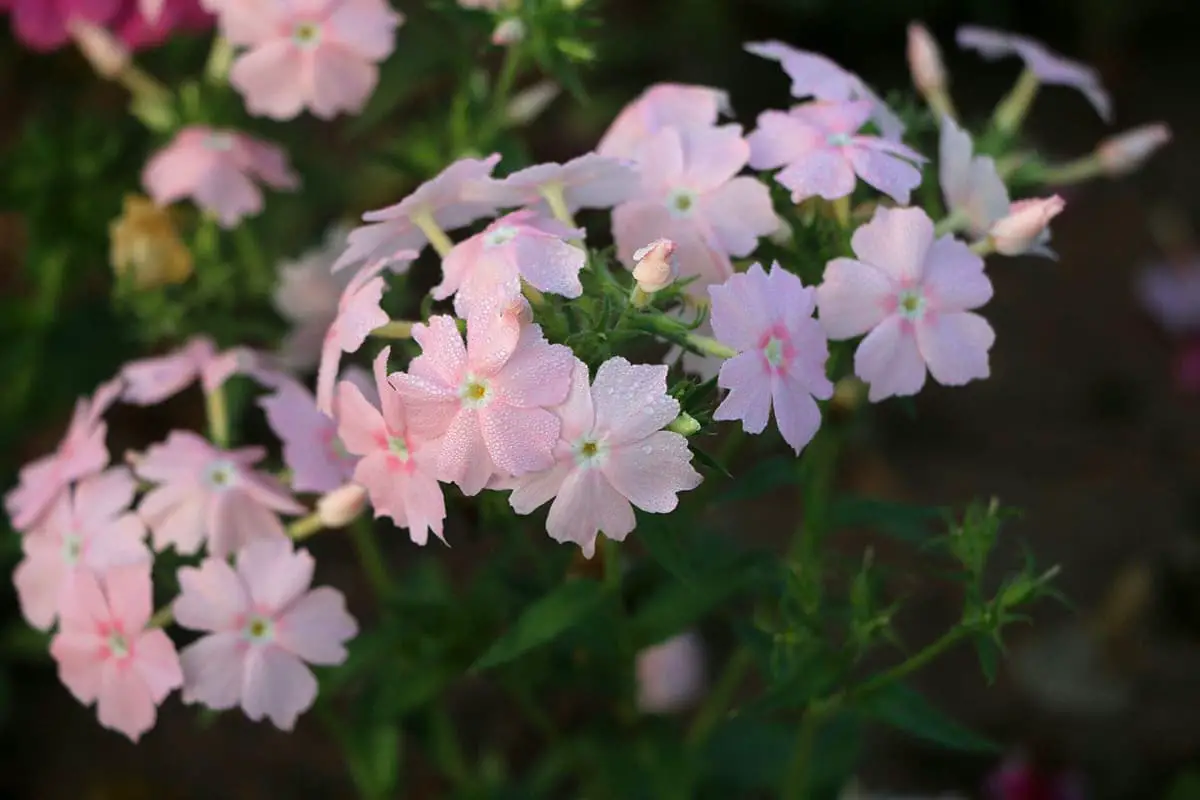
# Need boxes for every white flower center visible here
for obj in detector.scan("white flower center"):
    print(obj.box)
[896,288,927,321]
[204,459,239,491]
[826,132,852,147]
[387,435,411,462]
[460,375,492,409]
[667,188,699,218]
[763,336,786,368]
[573,437,607,468]
[205,132,235,152]
[61,533,84,566]
[484,225,520,248]
[292,21,322,48]
[107,631,130,659]
[243,615,275,644]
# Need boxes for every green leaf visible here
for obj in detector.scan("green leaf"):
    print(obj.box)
[690,443,733,478]
[974,634,1002,685]
[862,683,999,753]
[701,717,792,789]
[363,724,402,797]
[471,579,606,671]
[828,495,945,543]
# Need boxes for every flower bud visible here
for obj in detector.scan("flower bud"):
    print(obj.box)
[1096,123,1172,177]
[491,17,525,47]
[636,631,706,714]
[506,80,561,126]
[69,20,130,79]
[988,195,1065,256]
[317,484,368,528]
[109,195,193,290]
[632,238,679,293]
[906,22,945,95]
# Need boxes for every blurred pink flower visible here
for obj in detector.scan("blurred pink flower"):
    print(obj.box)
[939,115,1010,237]
[957,26,1111,121]
[120,336,263,405]
[334,155,504,271]
[259,375,357,494]
[636,630,706,713]
[435,209,586,318]
[505,357,702,557]
[1136,258,1200,337]
[747,100,925,205]
[907,22,946,96]
[989,196,1064,257]
[391,313,575,496]
[597,83,730,159]
[142,126,299,228]
[14,467,150,630]
[816,207,995,401]
[336,348,446,543]
[315,250,416,414]
[1097,123,1172,177]
[136,431,304,557]
[174,539,357,730]
[487,153,639,212]
[111,0,211,48]
[2,0,121,50]
[5,377,122,532]
[227,0,402,121]
[49,564,182,742]
[612,124,778,292]
[709,262,833,454]
[273,225,357,371]
[985,752,1085,800]
[744,40,905,140]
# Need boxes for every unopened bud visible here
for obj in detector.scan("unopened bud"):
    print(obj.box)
[1096,123,1172,177]
[988,195,1065,256]
[667,412,700,437]
[317,484,368,528]
[632,238,679,293]
[506,80,560,126]
[636,631,706,714]
[907,23,945,95]
[491,18,525,46]
[69,20,130,79]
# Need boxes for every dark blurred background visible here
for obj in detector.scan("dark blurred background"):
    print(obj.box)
[2,0,1199,797]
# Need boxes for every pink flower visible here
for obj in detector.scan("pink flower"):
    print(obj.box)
[5,377,122,532]
[985,752,1085,800]
[336,348,446,543]
[816,207,996,401]
[14,467,150,631]
[747,100,926,205]
[142,126,299,227]
[957,26,1111,121]
[1097,123,1172,177]
[597,83,730,159]
[136,431,304,557]
[612,125,778,292]
[120,336,262,405]
[907,22,946,96]
[334,155,504,271]
[637,631,706,714]
[227,0,402,121]
[709,263,834,454]
[391,313,575,496]
[110,0,212,49]
[989,196,1064,257]
[315,250,416,414]
[939,115,1010,237]
[273,225,357,371]
[434,209,586,317]
[505,357,702,557]
[2,0,121,51]
[486,153,639,213]
[174,539,357,730]
[49,564,183,742]
[1137,258,1200,336]
[744,40,906,140]
[259,375,357,494]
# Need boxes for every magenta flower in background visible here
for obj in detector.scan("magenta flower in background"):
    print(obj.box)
[745,40,905,140]
[174,539,357,730]
[487,153,638,213]
[120,336,263,405]
[709,263,833,454]
[49,564,183,742]
[14,467,150,631]
[597,83,730,159]
[612,124,778,291]
[816,207,996,402]
[636,630,707,714]
[259,375,358,495]
[142,126,299,227]
[1137,258,1200,337]
[227,0,402,121]
[111,0,211,49]
[505,357,702,557]
[315,249,416,414]
[748,100,926,205]
[435,209,586,317]
[391,313,575,496]
[337,348,446,544]
[957,26,1112,121]
[334,155,504,271]
[939,115,1010,237]
[986,752,1086,800]
[136,431,304,557]
[5,377,122,533]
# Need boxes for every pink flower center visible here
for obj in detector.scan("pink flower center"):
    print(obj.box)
[386,433,415,473]
[896,288,927,321]
[243,615,275,644]
[484,225,520,248]
[572,436,608,468]
[322,429,352,463]
[205,132,235,152]
[61,532,84,566]
[757,326,795,374]
[826,132,853,148]
[292,21,323,48]
[106,630,131,661]
[459,375,492,409]
[667,188,698,218]
[204,460,239,491]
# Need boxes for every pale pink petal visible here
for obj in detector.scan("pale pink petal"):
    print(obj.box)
[480,404,559,477]
[507,462,572,515]
[815,257,895,339]
[708,264,772,350]
[493,326,575,408]
[397,467,447,545]
[850,206,934,284]
[679,125,750,192]
[276,587,357,665]
[604,431,701,513]
[51,631,105,704]
[854,316,927,401]
[847,145,923,205]
[630,128,686,193]
[87,514,152,572]
[135,430,216,483]
[389,372,460,440]
[714,351,773,434]
[97,660,157,741]
[701,176,779,257]
[922,237,993,312]
[134,628,185,703]
[140,487,207,555]
[591,358,680,445]
[437,409,496,495]
[916,311,995,386]
[74,467,137,526]
[208,490,288,559]
[776,149,857,202]
[120,338,213,405]
[408,315,467,388]
[771,372,824,454]
[555,359,596,444]
[14,540,69,630]
[236,539,315,615]
[230,42,308,120]
[241,646,318,730]
[194,161,266,228]
[103,562,154,631]
[180,632,245,710]
[327,0,402,61]
[353,453,409,527]
[335,380,386,455]
[309,46,378,119]
[546,467,637,558]
[747,110,816,170]
[744,41,858,101]
[515,236,586,298]
[597,83,728,159]
[174,558,250,632]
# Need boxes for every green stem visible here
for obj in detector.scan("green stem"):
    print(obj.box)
[348,517,392,599]
[933,209,970,237]
[289,512,324,541]
[686,645,753,748]
[148,605,175,630]
[412,211,455,259]
[1036,155,1103,186]
[992,68,1040,137]
[206,386,229,448]
[478,45,524,146]
[428,707,472,787]
[233,224,270,294]
[371,320,415,339]
[837,624,974,704]
[782,707,822,800]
